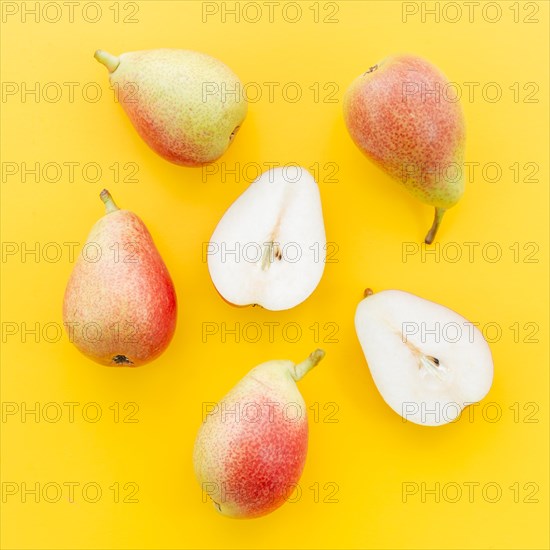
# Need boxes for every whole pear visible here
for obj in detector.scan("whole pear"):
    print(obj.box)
[63,190,177,367]
[193,349,325,518]
[343,54,465,243]
[95,49,247,166]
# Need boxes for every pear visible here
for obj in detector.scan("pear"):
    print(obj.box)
[194,349,325,518]
[207,167,326,310]
[343,54,465,243]
[355,289,493,426]
[63,190,177,367]
[95,48,247,166]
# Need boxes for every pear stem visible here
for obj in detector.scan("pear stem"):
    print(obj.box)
[424,207,446,245]
[261,241,282,271]
[261,242,273,271]
[100,189,119,214]
[94,50,120,73]
[364,288,374,298]
[292,349,325,381]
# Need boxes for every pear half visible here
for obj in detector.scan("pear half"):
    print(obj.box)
[207,167,326,311]
[355,289,493,426]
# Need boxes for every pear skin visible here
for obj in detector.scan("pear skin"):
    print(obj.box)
[95,49,248,166]
[343,54,465,243]
[193,350,325,518]
[63,190,177,367]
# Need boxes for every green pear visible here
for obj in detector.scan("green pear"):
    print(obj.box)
[95,48,248,166]
[194,349,325,518]
[343,54,465,243]
[63,190,177,367]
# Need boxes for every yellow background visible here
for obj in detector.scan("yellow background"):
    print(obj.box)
[1,1,548,548]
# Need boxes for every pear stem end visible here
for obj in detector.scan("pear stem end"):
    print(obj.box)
[293,349,325,381]
[100,189,119,214]
[94,50,120,73]
[425,207,446,245]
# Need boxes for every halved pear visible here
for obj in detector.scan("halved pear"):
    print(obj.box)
[355,289,493,426]
[207,167,326,311]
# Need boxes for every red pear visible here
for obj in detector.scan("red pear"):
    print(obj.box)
[63,190,177,367]
[343,54,466,243]
[193,350,325,518]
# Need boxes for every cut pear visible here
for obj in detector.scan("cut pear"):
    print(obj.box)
[355,290,493,426]
[207,167,326,311]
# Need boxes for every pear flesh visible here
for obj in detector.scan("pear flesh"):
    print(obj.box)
[193,349,325,518]
[63,190,177,367]
[207,167,326,310]
[355,290,493,426]
[343,54,466,243]
[95,49,247,166]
